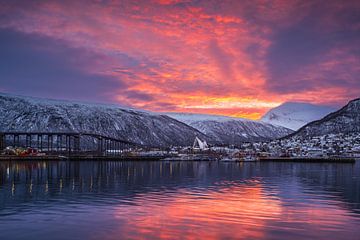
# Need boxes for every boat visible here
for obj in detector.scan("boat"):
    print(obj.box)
[162,154,215,161]
[220,155,258,162]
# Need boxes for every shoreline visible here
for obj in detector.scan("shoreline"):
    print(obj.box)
[259,157,356,163]
[0,155,356,163]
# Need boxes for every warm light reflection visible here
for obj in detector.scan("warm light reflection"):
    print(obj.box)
[1,161,359,239]
[107,182,356,240]
[112,183,281,239]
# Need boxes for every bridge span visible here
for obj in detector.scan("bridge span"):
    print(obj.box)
[0,132,141,156]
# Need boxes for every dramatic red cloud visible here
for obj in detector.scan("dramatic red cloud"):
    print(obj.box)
[0,0,359,119]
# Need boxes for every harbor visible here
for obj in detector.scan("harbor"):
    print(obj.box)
[1,1,360,239]
[0,131,357,163]
[0,151,356,163]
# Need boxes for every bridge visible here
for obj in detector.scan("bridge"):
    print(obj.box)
[0,132,141,156]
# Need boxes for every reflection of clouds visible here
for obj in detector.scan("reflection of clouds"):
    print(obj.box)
[0,161,360,239]
[108,182,359,240]
[111,184,282,239]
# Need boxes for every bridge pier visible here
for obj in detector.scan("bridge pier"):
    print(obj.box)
[98,137,103,155]
[40,135,43,151]
[0,134,4,151]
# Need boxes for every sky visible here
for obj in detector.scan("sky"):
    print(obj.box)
[0,0,359,119]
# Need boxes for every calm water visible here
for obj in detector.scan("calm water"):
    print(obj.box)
[0,160,360,240]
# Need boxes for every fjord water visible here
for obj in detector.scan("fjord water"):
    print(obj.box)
[0,161,359,240]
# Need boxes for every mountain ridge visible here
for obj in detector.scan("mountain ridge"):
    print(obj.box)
[261,101,336,130]
[0,93,294,146]
[166,112,293,144]
[0,93,208,147]
[286,98,360,139]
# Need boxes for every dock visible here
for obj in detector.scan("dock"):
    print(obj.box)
[259,157,356,163]
[0,155,170,161]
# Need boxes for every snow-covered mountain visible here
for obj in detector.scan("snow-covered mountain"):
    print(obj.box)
[288,98,360,138]
[261,102,336,130]
[166,113,293,144]
[0,93,208,147]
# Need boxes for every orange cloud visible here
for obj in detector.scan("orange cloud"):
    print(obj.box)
[1,0,359,119]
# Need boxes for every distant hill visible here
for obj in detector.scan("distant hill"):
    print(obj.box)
[261,102,336,130]
[166,113,293,144]
[287,98,360,138]
[0,93,208,147]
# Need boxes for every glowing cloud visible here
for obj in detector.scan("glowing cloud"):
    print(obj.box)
[0,0,359,119]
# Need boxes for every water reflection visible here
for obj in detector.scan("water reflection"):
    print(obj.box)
[0,161,359,240]
[112,183,282,239]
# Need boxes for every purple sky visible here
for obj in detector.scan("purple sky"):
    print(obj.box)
[0,0,359,119]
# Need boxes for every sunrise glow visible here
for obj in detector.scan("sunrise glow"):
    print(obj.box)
[1,0,359,119]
